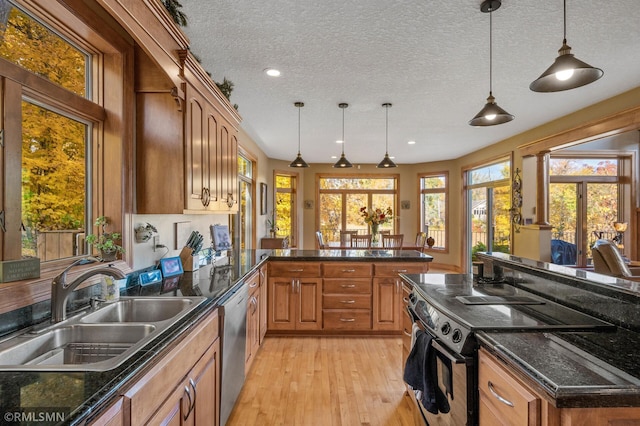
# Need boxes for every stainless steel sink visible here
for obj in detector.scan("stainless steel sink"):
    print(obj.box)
[0,296,207,371]
[80,298,199,323]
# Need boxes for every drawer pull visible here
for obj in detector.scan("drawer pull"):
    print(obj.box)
[403,329,412,337]
[340,318,356,322]
[396,269,408,273]
[289,269,304,272]
[487,381,514,407]
[341,284,356,288]
[340,300,356,304]
[342,269,356,273]
[402,297,410,303]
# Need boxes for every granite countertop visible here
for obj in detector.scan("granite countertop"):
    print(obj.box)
[477,329,640,407]
[0,248,428,424]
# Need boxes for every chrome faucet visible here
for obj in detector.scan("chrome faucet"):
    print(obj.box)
[50,257,125,323]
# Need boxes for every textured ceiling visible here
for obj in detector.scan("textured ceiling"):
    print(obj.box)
[180,0,640,165]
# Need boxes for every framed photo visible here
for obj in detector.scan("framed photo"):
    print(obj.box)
[139,269,162,286]
[212,224,232,251]
[160,256,184,277]
[260,183,268,215]
[304,200,313,209]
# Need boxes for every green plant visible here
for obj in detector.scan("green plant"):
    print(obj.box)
[85,216,125,256]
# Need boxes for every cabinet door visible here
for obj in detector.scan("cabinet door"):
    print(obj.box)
[259,266,268,343]
[372,277,402,331]
[192,339,220,426]
[88,397,123,426]
[184,89,210,211]
[245,294,259,372]
[268,277,295,330]
[296,277,322,330]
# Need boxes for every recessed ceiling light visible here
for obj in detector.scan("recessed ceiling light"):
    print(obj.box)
[408,140,416,145]
[264,68,281,77]
[336,140,343,144]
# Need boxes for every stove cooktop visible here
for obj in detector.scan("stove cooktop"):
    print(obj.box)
[403,273,615,355]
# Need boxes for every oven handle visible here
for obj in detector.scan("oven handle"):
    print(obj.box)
[407,307,467,365]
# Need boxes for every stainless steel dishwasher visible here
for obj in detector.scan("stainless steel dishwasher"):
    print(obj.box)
[220,281,248,425]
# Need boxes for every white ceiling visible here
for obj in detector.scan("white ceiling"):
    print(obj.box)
[180,0,640,165]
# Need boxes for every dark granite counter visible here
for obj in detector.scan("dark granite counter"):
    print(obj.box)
[471,253,640,407]
[0,248,428,424]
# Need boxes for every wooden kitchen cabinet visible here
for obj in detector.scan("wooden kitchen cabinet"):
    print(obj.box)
[479,348,541,426]
[373,263,428,331]
[401,282,412,363]
[124,309,220,425]
[322,262,372,331]
[88,397,123,426]
[259,265,268,344]
[267,262,322,331]
[245,271,260,373]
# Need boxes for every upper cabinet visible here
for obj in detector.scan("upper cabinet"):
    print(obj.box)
[117,0,240,214]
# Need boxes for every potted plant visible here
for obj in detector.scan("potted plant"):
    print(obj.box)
[266,211,278,238]
[85,216,125,261]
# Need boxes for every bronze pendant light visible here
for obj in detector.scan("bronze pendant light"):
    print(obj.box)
[377,103,397,168]
[289,102,309,168]
[469,0,514,127]
[530,0,603,92]
[333,103,353,168]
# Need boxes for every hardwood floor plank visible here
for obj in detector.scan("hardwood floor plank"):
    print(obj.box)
[227,336,415,426]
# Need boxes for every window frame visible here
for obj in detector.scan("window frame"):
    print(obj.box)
[274,170,299,247]
[418,171,449,253]
[0,0,132,268]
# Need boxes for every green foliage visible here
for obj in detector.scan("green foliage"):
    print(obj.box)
[471,241,486,261]
[216,77,234,100]
[162,0,187,26]
[85,216,125,255]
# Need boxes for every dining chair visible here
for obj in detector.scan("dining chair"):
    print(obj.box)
[351,234,372,248]
[339,230,358,247]
[592,239,640,280]
[315,231,326,249]
[415,232,427,247]
[382,234,404,248]
[379,230,391,235]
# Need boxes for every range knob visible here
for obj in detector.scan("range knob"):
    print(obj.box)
[409,293,416,303]
[441,322,451,335]
[452,328,463,344]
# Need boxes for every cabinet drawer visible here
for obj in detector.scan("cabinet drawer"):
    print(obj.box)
[323,278,372,294]
[269,262,321,277]
[323,262,372,277]
[323,294,371,310]
[478,349,540,426]
[375,262,429,276]
[323,310,372,330]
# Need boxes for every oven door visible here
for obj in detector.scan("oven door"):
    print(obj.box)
[406,312,476,426]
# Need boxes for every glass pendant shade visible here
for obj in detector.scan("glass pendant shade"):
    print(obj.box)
[333,103,353,168]
[529,40,603,92]
[377,103,397,168]
[289,102,309,168]
[469,0,513,127]
[469,93,514,126]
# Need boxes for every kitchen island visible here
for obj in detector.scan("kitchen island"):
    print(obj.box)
[0,248,431,424]
[400,252,640,425]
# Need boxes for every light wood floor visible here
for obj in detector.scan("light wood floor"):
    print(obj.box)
[227,336,415,426]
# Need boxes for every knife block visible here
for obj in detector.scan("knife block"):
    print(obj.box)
[179,246,199,272]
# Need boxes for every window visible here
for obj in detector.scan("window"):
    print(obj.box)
[0,1,124,264]
[549,156,624,267]
[317,175,398,244]
[465,159,511,267]
[275,172,298,246]
[419,173,447,250]
[232,153,254,251]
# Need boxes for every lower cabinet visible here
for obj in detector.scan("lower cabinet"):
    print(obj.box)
[259,265,268,344]
[322,262,372,331]
[478,348,640,426]
[245,271,260,373]
[122,310,220,426]
[268,262,322,331]
[88,397,123,426]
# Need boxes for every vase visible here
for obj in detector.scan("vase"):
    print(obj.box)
[100,249,117,262]
[426,236,435,248]
[370,223,379,244]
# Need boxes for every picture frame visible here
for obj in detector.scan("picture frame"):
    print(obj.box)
[160,256,184,277]
[260,183,268,215]
[139,269,162,286]
[212,224,232,251]
[304,200,313,209]
[161,274,181,293]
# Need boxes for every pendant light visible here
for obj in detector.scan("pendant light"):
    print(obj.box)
[530,0,603,92]
[289,102,309,168]
[469,0,514,127]
[377,103,397,168]
[333,103,353,168]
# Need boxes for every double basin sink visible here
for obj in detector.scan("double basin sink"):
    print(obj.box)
[0,297,207,371]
